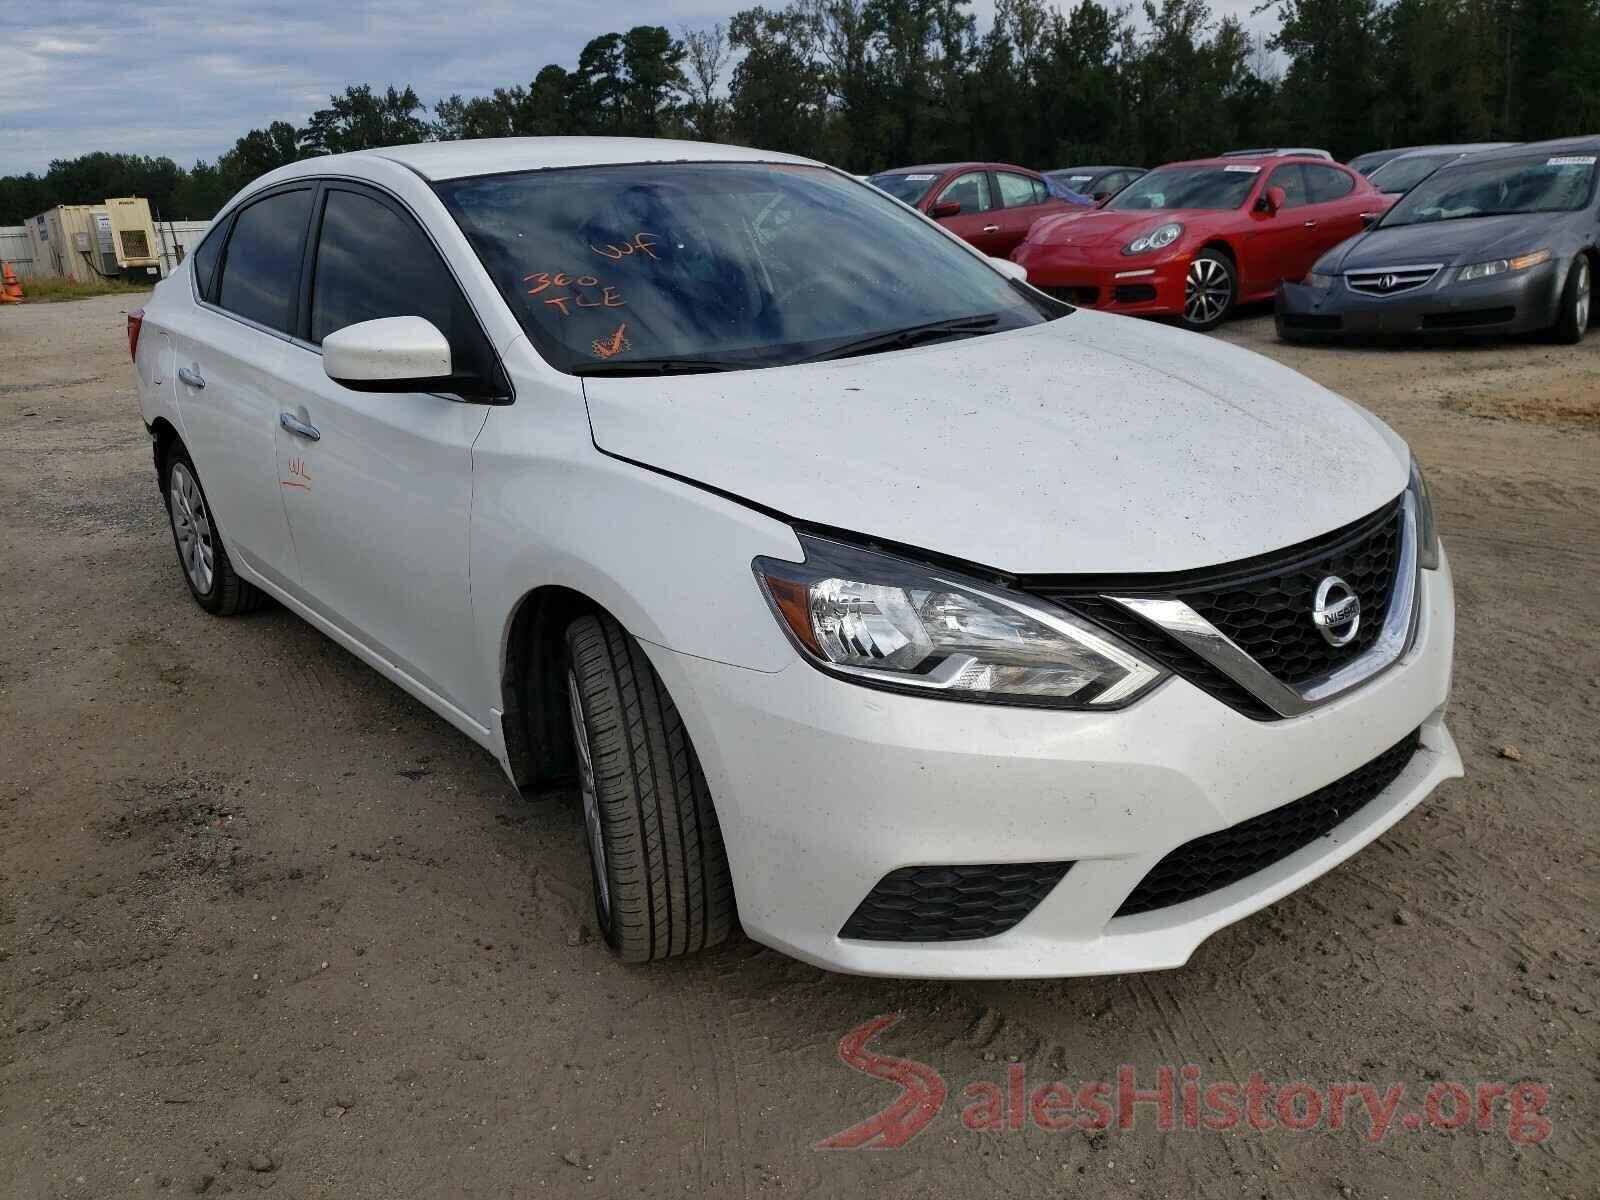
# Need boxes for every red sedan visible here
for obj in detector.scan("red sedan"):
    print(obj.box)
[868,162,1073,257]
[1010,155,1393,330]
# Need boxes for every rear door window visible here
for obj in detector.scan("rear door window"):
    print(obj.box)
[997,172,1046,208]
[189,220,228,301]
[1305,164,1357,203]
[214,189,314,333]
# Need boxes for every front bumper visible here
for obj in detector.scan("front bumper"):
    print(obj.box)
[1013,242,1186,316]
[645,552,1459,978]
[1277,259,1562,338]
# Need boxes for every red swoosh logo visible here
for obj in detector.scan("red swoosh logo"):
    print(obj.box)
[816,1015,946,1149]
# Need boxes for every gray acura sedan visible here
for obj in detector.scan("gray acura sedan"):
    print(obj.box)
[1277,137,1598,342]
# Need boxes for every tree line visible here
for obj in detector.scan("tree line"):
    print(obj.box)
[2,0,1597,225]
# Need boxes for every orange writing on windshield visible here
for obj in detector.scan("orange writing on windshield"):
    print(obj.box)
[543,287,624,317]
[524,271,600,295]
[591,232,661,262]
[591,323,629,359]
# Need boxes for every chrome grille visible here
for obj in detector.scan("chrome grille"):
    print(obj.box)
[1024,495,1417,720]
[1344,263,1441,296]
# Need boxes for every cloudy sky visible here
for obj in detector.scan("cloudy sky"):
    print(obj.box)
[1,0,1278,176]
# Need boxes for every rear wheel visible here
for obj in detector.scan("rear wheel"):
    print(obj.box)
[564,612,736,962]
[1181,251,1236,331]
[163,445,264,616]
[1550,253,1591,344]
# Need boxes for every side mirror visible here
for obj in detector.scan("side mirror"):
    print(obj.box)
[1359,211,1380,228]
[1256,186,1288,214]
[990,257,1028,283]
[323,316,452,392]
[931,200,962,218]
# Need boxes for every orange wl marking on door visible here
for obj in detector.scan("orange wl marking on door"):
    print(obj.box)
[282,457,312,490]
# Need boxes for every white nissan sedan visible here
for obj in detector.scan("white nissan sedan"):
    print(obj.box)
[131,138,1461,978]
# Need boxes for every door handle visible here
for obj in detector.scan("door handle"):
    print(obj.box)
[279,411,321,441]
[1303,220,1318,228]
[176,365,206,389]
[982,224,1001,233]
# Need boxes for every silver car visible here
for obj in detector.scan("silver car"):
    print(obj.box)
[1278,137,1598,343]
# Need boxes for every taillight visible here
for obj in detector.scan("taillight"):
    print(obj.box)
[127,308,144,363]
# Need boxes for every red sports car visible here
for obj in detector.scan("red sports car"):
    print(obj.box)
[1010,155,1393,330]
[868,162,1073,258]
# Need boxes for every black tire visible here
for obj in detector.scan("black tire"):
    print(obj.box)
[1550,253,1592,344]
[564,612,735,962]
[162,443,265,616]
[1181,250,1236,332]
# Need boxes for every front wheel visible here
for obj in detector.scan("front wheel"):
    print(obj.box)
[564,612,736,962]
[1181,251,1236,331]
[1550,254,1592,344]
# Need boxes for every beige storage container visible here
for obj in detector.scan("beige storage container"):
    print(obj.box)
[25,205,104,282]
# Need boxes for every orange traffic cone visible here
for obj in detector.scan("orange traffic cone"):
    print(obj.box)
[1,263,22,302]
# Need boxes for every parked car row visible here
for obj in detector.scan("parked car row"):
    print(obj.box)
[1015,154,1388,331]
[870,137,1598,342]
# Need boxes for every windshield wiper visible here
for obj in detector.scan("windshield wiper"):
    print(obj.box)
[799,314,1004,363]
[572,358,749,377]
[1386,211,1524,228]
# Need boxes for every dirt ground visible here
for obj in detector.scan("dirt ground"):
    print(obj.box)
[2,293,1596,1199]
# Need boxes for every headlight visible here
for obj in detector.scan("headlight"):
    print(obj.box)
[1124,222,1183,255]
[1455,249,1551,282]
[1305,272,1337,289]
[1408,456,1440,570]
[753,535,1166,708]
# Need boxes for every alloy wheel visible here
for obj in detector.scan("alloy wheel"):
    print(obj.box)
[169,462,215,594]
[1185,257,1232,326]
[567,669,610,922]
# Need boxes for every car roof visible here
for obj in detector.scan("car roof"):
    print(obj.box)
[873,161,1046,178]
[1223,147,1332,159]
[1158,154,1347,170]
[1448,135,1600,165]
[1381,142,1517,163]
[1047,165,1141,175]
[1352,146,1425,160]
[289,137,819,182]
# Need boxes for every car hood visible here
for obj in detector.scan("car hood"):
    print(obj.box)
[1319,213,1562,271]
[1025,208,1193,249]
[581,311,1409,575]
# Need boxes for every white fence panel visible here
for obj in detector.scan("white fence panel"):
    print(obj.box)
[0,226,40,276]
[154,219,213,276]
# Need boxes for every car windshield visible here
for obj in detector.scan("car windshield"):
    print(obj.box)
[1382,153,1599,227]
[437,163,1054,375]
[1050,172,1096,191]
[1368,153,1456,195]
[1105,165,1259,211]
[867,171,943,205]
